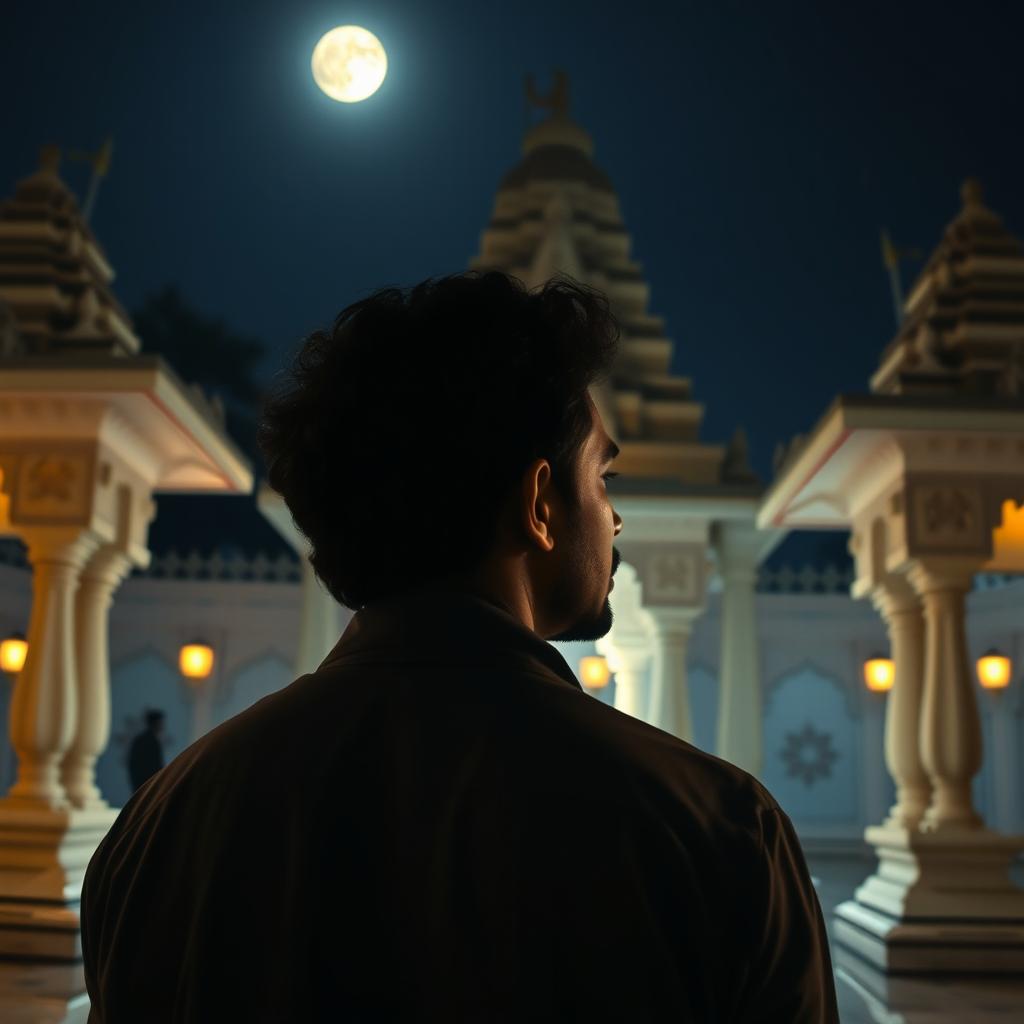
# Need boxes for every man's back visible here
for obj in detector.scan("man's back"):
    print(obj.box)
[82,590,838,1022]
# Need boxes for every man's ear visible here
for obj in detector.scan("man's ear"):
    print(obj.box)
[522,458,556,553]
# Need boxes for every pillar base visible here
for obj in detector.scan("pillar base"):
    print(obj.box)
[0,961,89,1023]
[834,823,1024,973]
[0,803,118,963]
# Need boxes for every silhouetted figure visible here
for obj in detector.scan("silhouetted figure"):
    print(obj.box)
[127,710,165,792]
[82,273,838,1022]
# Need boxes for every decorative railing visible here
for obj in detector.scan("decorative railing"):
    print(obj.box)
[757,564,854,594]
[0,538,1019,593]
[132,548,301,583]
[0,541,301,582]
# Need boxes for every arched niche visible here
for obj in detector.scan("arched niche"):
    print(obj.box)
[98,648,190,809]
[761,664,861,828]
[764,658,862,722]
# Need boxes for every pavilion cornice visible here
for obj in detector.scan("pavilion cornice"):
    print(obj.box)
[757,393,1024,531]
[0,354,252,493]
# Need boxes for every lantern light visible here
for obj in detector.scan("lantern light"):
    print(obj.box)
[579,656,611,690]
[977,649,1012,691]
[179,641,215,682]
[0,632,28,676]
[864,654,895,693]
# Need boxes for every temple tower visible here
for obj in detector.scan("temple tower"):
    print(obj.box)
[472,73,778,768]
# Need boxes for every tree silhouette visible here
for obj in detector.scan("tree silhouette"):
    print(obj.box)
[132,287,267,459]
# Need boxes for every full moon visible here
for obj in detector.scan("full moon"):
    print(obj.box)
[311,26,387,103]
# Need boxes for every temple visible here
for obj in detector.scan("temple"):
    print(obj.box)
[0,79,1022,1022]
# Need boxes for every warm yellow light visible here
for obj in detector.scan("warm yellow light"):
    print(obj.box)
[311,26,388,103]
[0,634,27,675]
[179,642,215,681]
[977,649,1012,690]
[864,656,895,692]
[579,656,611,690]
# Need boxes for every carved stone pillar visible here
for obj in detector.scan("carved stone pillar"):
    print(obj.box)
[645,607,701,741]
[713,523,763,776]
[4,529,101,810]
[60,544,134,809]
[596,562,654,721]
[906,558,983,831]
[609,641,653,721]
[871,577,930,830]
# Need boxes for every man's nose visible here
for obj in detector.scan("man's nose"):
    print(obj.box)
[612,508,623,535]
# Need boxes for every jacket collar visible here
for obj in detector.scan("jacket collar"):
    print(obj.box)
[319,586,583,692]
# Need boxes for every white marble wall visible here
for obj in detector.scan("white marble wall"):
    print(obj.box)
[0,562,1021,846]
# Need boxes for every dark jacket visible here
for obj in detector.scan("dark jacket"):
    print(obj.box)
[82,588,838,1022]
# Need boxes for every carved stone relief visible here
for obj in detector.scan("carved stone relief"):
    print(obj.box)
[641,544,707,607]
[11,446,96,525]
[907,478,988,554]
[780,722,839,786]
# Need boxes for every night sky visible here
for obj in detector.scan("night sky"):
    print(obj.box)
[4,1,1024,482]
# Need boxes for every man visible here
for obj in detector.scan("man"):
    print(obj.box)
[126,709,165,792]
[82,272,838,1021]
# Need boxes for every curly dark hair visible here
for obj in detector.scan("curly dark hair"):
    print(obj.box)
[257,271,618,609]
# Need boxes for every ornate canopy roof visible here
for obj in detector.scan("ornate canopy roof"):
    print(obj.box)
[872,180,1024,399]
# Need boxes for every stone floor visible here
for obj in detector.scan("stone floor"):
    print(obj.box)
[0,855,1021,1022]
[809,853,1024,1023]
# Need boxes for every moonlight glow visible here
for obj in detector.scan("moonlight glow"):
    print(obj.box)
[311,26,387,103]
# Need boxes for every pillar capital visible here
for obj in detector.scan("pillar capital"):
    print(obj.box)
[711,519,768,578]
[906,556,982,597]
[20,527,104,573]
[644,604,702,638]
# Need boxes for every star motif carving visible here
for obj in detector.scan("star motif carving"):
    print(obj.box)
[780,722,839,786]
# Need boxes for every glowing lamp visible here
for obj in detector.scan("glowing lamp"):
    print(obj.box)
[0,632,27,675]
[977,649,1011,690]
[179,642,215,682]
[864,655,895,693]
[579,656,611,690]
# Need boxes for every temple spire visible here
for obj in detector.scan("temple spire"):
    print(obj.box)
[525,69,570,118]
[871,179,1024,398]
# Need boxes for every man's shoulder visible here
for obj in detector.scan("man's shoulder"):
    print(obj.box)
[486,665,782,849]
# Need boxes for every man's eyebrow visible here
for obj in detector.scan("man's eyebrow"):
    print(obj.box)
[603,440,621,464]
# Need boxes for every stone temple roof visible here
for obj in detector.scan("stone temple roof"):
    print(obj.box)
[871,179,1024,399]
[470,82,749,490]
[0,146,140,357]
[501,142,616,193]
